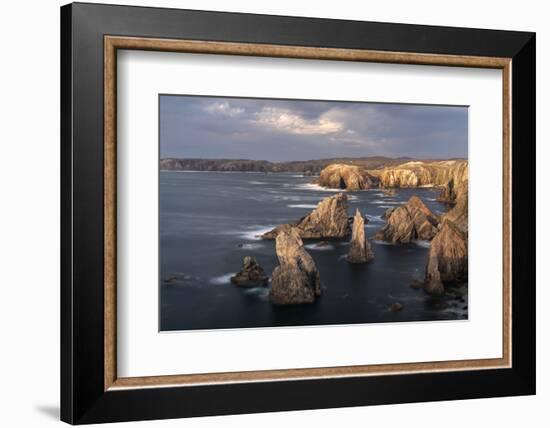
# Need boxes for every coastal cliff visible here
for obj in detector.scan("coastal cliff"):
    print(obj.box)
[314,164,379,190]
[370,160,468,188]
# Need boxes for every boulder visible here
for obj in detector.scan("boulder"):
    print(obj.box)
[315,164,378,190]
[374,196,439,243]
[347,208,374,263]
[230,256,269,287]
[270,227,321,305]
[262,193,350,240]
[424,220,468,295]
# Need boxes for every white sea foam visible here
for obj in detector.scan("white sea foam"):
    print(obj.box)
[373,240,395,246]
[413,240,431,248]
[304,243,336,251]
[248,181,268,185]
[238,225,276,240]
[371,199,399,205]
[242,287,270,301]
[209,273,234,285]
[288,204,318,209]
[238,243,264,250]
[365,214,384,223]
[295,183,340,192]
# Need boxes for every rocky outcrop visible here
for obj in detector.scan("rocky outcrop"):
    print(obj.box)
[270,227,321,305]
[374,196,439,243]
[315,164,379,190]
[230,256,269,287]
[347,209,374,263]
[442,180,468,234]
[262,193,350,240]
[424,220,468,295]
[369,160,468,188]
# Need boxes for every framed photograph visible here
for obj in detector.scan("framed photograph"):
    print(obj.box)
[60,2,535,424]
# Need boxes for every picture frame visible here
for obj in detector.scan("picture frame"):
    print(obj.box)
[60,2,535,424]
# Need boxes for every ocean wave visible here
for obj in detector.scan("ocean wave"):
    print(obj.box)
[238,243,264,250]
[413,240,431,248]
[238,225,276,240]
[209,273,234,285]
[371,200,399,205]
[288,204,318,209]
[248,181,268,185]
[373,240,395,246]
[294,183,340,192]
[365,214,384,223]
[304,243,336,251]
[242,287,270,301]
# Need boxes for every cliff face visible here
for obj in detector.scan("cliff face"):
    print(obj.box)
[347,209,374,263]
[316,164,379,190]
[263,193,350,240]
[374,196,439,243]
[269,227,321,305]
[441,179,468,234]
[369,160,468,188]
[424,220,468,295]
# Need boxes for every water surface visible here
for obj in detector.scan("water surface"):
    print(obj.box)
[160,171,467,331]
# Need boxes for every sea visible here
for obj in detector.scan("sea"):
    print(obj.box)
[160,171,467,331]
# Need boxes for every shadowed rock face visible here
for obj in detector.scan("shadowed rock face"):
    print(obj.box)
[374,196,439,243]
[269,227,321,305]
[230,256,268,287]
[424,220,468,295]
[316,164,379,190]
[347,209,374,263]
[441,179,468,234]
[262,193,350,240]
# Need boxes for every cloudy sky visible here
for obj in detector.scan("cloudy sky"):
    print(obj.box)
[160,95,467,161]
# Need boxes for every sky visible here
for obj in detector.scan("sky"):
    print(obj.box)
[159,95,468,162]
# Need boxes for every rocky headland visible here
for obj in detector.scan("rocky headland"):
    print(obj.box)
[270,227,321,305]
[262,193,350,240]
[347,208,374,263]
[314,163,379,190]
[230,256,269,287]
[374,196,439,243]
[370,160,468,189]
[312,159,468,191]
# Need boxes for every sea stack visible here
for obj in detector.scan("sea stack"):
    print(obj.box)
[270,227,321,305]
[230,256,269,287]
[424,220,468,295]
[374,196,439,243]
[262,193,350,240]
[347,209,374,263]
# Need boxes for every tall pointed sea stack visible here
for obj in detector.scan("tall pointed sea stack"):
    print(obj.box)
[270,227,321,305]
[347,209,374,263]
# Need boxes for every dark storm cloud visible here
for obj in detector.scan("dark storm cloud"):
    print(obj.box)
[159,95,467,161]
